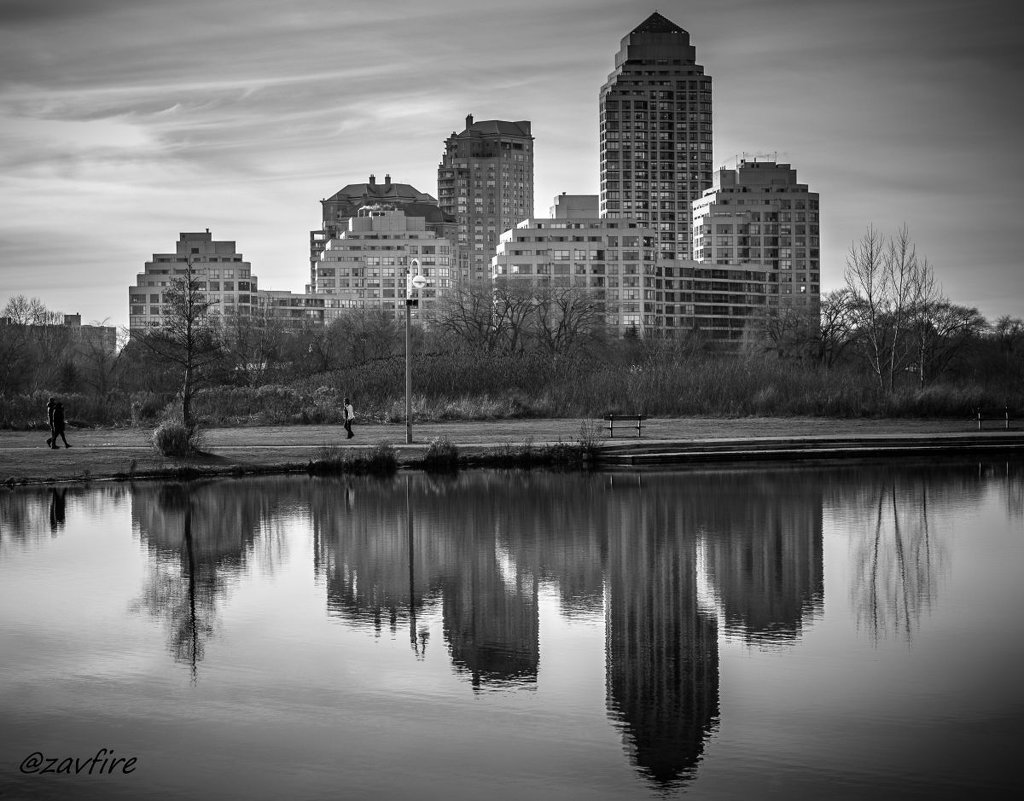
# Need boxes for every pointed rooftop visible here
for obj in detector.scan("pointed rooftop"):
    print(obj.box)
[631,11,686,36]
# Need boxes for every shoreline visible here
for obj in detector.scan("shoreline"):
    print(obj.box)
[3,417,1023,487]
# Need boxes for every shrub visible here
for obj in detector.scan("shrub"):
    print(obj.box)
[366,441,398,474]
[577,419,602,455]
[308,440,398,475]
[423,435,459,472]
[151,419,203,457]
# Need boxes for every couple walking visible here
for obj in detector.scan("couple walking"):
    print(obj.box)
[45,397,71,449]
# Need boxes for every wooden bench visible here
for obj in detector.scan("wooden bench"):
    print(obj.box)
[975,407,1014,430]
[604,413,647,438]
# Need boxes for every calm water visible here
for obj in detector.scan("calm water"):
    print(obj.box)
[1,461,1022,800]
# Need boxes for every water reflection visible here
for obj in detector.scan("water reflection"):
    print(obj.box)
[129,480,274,677]
[0,484,127,544]
[2,459,1022,796]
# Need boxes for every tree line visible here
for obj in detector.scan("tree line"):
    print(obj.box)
[1,224,1021,430]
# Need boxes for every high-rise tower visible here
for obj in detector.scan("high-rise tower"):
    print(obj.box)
[600,12,712,322]
[437,115,534,283]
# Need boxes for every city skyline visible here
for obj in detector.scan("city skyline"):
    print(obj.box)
[1,0,1021,329]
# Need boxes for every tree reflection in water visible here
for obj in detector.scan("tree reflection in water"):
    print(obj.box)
[849,473,947,644]
[130,481,266,680]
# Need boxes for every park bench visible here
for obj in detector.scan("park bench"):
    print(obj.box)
[975,407,1015,430]
[604,413,647,438]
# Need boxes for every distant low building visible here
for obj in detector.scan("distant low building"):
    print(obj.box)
[0,313,117,356]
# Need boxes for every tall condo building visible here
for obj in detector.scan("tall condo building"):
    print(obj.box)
[600,12,712,332]
[693,159,821,315]
[437,115,534,284]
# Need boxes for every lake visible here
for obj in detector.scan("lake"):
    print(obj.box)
[1,459,1022,800]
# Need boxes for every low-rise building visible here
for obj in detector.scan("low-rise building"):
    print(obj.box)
[492,194,660,337]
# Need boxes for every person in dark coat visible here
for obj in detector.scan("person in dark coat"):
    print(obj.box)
[343,397,355,439]
[46,397,56,447]
[51,401,70,449]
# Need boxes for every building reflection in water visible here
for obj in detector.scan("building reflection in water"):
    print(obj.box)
[700,471,825,645]
[61,459,1008,786]
[604,474,720,789]
[314,473,542,687]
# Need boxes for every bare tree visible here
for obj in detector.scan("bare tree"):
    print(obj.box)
[845,225,936,393]
[436,280,536,355]
[220,306,286,387]
[817,288,856,368]
[530,284,603,356]
[0,295,68,392]
[133,258,221,429]
[762,303,819,361]
[333,308,402,368]
[79,319,124,396]
[910,301,986,386]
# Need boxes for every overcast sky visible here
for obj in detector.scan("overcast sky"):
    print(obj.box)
[1,0,1021,328]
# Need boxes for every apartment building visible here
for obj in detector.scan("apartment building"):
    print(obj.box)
[438,115,534,284]
[693,159,821,318]
[129,231,256,333]
[600,11,713,303]
[492,194,660,337]
[315,205,454,322]
[310,174,455,289]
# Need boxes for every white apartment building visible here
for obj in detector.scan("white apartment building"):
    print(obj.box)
[693,159,821,315]
[492,195,661,337]
[315,205,454,321]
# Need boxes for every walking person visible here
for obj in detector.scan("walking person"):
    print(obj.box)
[51,401,70,449]
[45,397,57,448]
[343,397,355,439]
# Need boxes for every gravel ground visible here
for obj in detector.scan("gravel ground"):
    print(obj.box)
[0,415,1012,485]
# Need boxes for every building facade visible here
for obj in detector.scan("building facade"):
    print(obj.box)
[492,195,661,337]
[692,159,821,318]
[129,231,257,333]
[438,115,534,284]
[314,205,454,322]
[599,12,713,312]
[310,174,454,289]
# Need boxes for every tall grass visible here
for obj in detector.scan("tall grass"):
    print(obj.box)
[1,351,1017,428]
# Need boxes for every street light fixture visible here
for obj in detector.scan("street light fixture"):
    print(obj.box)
[405,259,426,444]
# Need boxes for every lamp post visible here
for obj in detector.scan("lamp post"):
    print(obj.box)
[405,259,426,444]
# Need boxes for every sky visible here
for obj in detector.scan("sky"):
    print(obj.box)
[1,0,1022,329]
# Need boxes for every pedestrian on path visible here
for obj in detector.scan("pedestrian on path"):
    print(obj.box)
[45,397,57,447]
[51,402,71,449]
[343,397,355,439]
